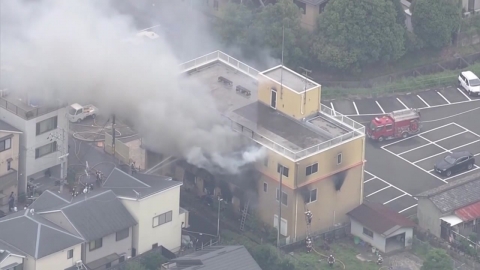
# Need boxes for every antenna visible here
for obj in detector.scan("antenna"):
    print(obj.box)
[299,67,312,106]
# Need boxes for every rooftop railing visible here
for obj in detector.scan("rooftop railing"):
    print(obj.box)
[0,96,65,120]
[179,50,260,80]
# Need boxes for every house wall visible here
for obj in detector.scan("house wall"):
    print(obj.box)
[121,186,183,255]
[0,107,68,194]
[0,255,23,270]
[350,219,387,253]
[121,200,140,254]
[300,2,320,31]
[417,198,443,238]
[84,228,132,264]
[22,244,82,270]
[0,131,20,206]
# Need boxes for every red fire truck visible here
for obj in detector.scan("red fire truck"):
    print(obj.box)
[367,108,421,142]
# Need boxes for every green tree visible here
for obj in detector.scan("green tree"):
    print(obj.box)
[421,248,453,270]
[312,0,406,72]
[217,2,254,48]
[141,253,167,270]
[251,244,296,270]
[251,0,307,66]
[411,0,461,49]
[389,0,407,25]
[125,261,147,270]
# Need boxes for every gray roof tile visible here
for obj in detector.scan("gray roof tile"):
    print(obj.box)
[0,120,21,133]
[60,190,137,241]
[167,246,261,270]
[29,190,69,212]
[417,171,480,213]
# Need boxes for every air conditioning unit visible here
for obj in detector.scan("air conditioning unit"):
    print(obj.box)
[75,260,83,267]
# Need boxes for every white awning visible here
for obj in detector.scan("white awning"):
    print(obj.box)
[440,215,463,226]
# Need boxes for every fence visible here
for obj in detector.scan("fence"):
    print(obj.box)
[280,223,350,253]
[104,132,130,165]
[412,237,476,270]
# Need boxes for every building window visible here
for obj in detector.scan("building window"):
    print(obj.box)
[153,210,173,228]
[306,163,318,176]
[363,227,374,238]
[35,141,57,159]
[337,153,342,165]
[277,164,289,177]
[276,189,288,206]
[116,228,129,241]
[7,159,11,170]
[307,189,317,203]
[263,182,268,192]
[89,238,103,251]
[319,2,327,13]
[0,138,11,152]
[67,249,73,259]
[293,0,306,14]
[36,116,57,135]
[106,262,112,268]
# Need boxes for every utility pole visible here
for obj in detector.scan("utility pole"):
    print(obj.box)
[217,197,223,237]
[277,166,284,254]
[48,128,69,193]
[299,67,312,106]
[111,114,116,158]
[280,24,285,99]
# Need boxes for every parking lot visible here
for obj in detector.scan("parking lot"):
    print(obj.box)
[381,122,480,183]
[363,170,418,217]
[323,86,480,116]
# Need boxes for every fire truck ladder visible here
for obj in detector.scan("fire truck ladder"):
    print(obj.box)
[239,197,251,231]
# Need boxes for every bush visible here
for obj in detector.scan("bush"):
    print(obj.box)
[141,253,167,270]
[125,262,147,270]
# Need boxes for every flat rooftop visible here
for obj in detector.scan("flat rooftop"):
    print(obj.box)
[261,66,318,93]
[183,53,364,160]
[0,92,65,120]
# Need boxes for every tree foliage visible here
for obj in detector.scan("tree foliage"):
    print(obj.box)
[251,244,296,270]
[312,0,406,72]
[217,2,254,48]
[141,253,167,270]
[412,0,461,49]
[125,262,147,270]
[421,248,453,270]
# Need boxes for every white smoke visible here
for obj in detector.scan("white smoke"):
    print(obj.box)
[0,0,266,174]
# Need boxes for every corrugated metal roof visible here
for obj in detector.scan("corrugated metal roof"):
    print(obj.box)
[455,201,480,221]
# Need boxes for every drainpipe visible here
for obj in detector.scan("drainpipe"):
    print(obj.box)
[360,137,366,204]
[294,162,299,242]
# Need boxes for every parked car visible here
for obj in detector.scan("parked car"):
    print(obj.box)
[434,151,475,177]
[458,71,480,96]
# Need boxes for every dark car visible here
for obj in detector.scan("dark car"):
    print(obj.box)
[434,151,475,177]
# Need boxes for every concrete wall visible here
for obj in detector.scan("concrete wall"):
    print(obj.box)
[22,244,82,270]
[299,2,321,31]
[0,107,68,194]
[84,228,133,264]
[0,255,23,270]
[120,186,183,255]
[417,198,443,238]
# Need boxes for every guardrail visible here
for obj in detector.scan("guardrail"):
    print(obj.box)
[0,97,65,120]
[178,50,260,80]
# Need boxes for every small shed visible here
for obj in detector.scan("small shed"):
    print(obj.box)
[347,202,416,253]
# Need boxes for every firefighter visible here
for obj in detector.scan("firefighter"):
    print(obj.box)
[305,210,313,225]
[305,237,313,253]
[327,255,335,267]
[131,162,137,174]
[377,255,383,265]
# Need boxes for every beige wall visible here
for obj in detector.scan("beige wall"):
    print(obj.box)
[257,75,321,119]
[85,228,132,264]
[257,148,296,189]
[300,2,320,31]
[121,186,183,255]
[417,198,443,238]
[22,244,82,270]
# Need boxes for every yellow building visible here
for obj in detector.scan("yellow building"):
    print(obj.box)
[174,51,366,243]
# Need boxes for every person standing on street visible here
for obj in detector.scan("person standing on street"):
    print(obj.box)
[8,192,15,212]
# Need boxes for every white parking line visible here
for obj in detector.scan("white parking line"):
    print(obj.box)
[399,204,418,213]
[375,101,385,114]
[413,139,480,164]
[396,98,409,109]
[436,91,451,104]
[366,185,391,197]
[418,135,451,153]
[384,194,407,205]
[364,171,415,198]
[364,177,376,183]
[457,87,472,101]
[330,102,336,116]
[352,101,359,115]
[382,123,455,148]
[435,166,480,182]
[397,142,432,156]
[417,95,430,107]
[452,122,480,138]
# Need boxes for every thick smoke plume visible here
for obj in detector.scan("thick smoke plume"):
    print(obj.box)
[0,0,265,174]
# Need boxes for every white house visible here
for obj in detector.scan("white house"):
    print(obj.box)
[347,202,416,254]
[0,92,68,195]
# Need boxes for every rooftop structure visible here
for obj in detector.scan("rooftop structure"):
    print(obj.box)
[0,91,66,120]
[179,51,364,161]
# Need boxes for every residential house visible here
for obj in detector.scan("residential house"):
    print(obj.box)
[0,91,69,195]
[0,189,138,270]
[347,202,416,253]
[0,240,26,270]
[101,168,186,255]
[174,51,365,243]
[417,172,480,243]
[0,121,21,212]
[462,0,480,15]
[161,246,261,270]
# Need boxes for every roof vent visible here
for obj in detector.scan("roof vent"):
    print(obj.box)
[0,249,4,253]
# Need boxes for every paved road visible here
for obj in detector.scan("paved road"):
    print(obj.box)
[323,86,480,116]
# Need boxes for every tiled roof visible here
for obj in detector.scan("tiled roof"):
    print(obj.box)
[347,202,416,236]
[0,120,21,133]
[455,201,480,221]
[416,172,480,213]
